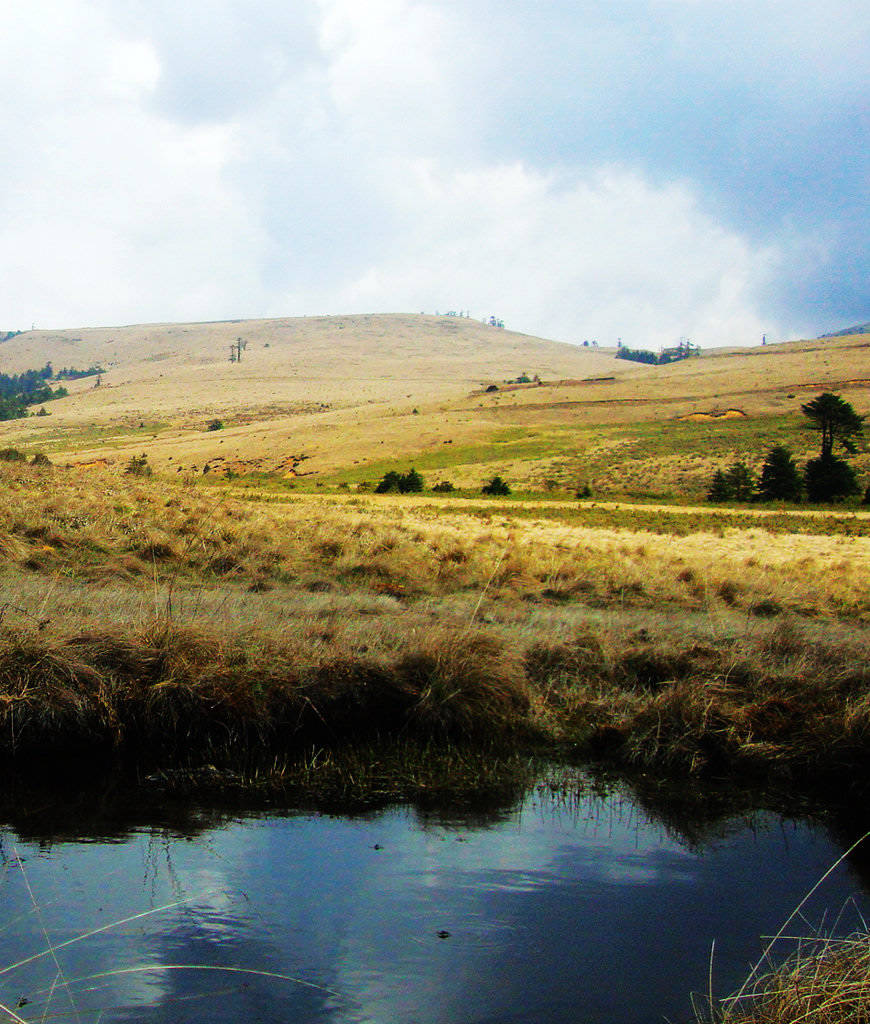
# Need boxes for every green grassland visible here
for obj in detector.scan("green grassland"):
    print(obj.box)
[308,408,868,504]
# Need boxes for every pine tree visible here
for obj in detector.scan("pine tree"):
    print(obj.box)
[757,446,802,502]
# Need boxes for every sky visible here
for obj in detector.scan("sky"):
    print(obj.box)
[0,0,867,348]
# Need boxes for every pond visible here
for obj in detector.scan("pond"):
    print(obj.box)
[0,773,867,1024]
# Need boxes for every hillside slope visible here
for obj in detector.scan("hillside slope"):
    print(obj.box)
[0,315,868,493]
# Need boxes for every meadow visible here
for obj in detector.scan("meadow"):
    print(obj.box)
[1,455,869,804]
[1,317,870,1021]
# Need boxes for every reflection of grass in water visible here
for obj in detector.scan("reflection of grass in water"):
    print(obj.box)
[0,849,346,1023]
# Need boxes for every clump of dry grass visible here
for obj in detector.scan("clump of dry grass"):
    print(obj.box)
[709,932,870,1023]
[526,620,870,786]
[0,619,533,767]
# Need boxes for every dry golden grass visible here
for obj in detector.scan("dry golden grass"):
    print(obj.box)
[2,463,869,621]
[0,460,868,790]
[709,932,870,1024]
[0,314,867,494]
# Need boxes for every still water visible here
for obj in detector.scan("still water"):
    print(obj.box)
[0,776,866,1024]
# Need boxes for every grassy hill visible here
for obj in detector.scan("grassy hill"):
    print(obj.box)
[820,322,870,338]
[0,313,868,500]
[1,313,870,805]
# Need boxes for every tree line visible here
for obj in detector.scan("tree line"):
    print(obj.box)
[373,469,511,496]
[0,363,69,420]
[708,393,866,504]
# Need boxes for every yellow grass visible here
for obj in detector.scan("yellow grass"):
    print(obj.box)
[1,464,869,620]
[0,315,867,493]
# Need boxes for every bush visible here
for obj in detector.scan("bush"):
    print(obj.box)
[30,452,51,466]
[374,468,425,494]
[482,475,511,496]
[0,448,26,462]
[125,454,152,477]
[206,419,224,431]
[804,454,859,502]
[431,481,455,493]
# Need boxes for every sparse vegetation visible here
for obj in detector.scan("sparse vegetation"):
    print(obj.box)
[482,474,511,495]
[124,453,152,476]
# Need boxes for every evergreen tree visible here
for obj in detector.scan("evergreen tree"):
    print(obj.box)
[706,461,755,502]
[707,469,730,502]
[375,470,403,493]
[482,475,511,496]
[400,468,424,493]
[804,455,859,503]
[801,393,864,458]
[757,446,802,501]
[724,461,755,501]
[374,468,425,493]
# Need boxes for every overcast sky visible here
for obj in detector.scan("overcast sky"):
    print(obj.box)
[1,0,867,347]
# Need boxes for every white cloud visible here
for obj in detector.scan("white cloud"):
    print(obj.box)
[0,1,266,328]
[0,0,860,338]
[318,160,780,347]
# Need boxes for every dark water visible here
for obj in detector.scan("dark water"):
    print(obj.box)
[0,777,867,1024]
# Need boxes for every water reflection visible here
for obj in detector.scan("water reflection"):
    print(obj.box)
[0,776,866,1024]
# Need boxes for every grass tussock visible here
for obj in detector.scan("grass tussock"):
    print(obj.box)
[525,620,870,788]
[703,932,870,1024]
[0,621,533,767]
[0,605,869,795]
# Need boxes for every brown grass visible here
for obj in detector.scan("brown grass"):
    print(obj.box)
[0,595,868,797]
[700,932,870,1024]
[0,617,534,768]
[0,459,868,790]
[2,463,869,619]
[0,315,867,495]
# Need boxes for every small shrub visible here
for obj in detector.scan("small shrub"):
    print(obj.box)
[431,481,455,493]
[206,419,224,431]
[0,448,26,462]
[124,454,152,476]
[482,475,511,496]
[30,452,52,466]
